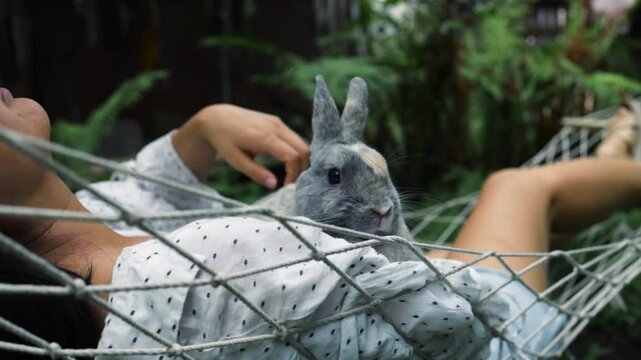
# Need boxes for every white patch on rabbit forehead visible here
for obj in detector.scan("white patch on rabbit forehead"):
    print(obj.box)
[348,143,388,175]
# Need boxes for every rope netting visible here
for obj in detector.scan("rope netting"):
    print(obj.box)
[1,104,641,360]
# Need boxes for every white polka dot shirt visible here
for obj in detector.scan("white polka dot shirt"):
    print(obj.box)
[76,132,224,233]
[78,132,524,359]
[98,217,514,359]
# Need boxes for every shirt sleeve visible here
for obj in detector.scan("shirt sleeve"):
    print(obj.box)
[75,132,224,232]
[353,259,515,360]
[97,240,204,355]
[132,131,223,210]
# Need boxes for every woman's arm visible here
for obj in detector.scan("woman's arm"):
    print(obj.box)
[76,104,310,230]
[172,104,310,189]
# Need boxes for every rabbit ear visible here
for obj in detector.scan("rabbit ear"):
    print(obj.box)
[312,75,341,150]
[340,77,368,143]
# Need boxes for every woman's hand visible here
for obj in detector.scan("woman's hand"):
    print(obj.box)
[172,104,310,189]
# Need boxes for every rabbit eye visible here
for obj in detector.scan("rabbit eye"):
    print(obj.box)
[327,168,341,185]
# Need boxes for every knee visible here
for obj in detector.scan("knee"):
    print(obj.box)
[482,168,528,191]
[481,168,554,203]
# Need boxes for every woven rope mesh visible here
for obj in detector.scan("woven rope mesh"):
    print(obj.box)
[1,103,641,360]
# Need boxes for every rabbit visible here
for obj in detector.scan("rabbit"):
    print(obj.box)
[255,75,417,261]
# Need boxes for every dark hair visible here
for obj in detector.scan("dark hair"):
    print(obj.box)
[0,253,99,359]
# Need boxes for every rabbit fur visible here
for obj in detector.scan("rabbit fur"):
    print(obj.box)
[255,75,416,261]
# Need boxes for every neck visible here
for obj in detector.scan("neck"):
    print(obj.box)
[1,172,144,285]
[31,196,134,286]
[2,171,149,329]
[0,171,150,330]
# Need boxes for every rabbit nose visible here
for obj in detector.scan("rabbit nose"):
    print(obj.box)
[370,204,392,219]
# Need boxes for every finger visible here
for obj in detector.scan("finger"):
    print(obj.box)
[298,148,309,180]
[254,136,302,185]
[300,151,309,175]
[225,148,278,189]
[277,125,309,159]
[276,126,310,172]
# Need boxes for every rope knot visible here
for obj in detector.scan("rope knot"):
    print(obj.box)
[391,235,407,244]
[70,278,87,299]
[121,212,141,225]
[48,342,62,359]
[630,241,641,252]
[167,344,182,357]
[549,250,565,258]
[272,328,289,341]
[210,276,223,288]
[311,251,325,261]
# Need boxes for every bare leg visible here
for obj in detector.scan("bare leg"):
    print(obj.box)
[430,159,641,291]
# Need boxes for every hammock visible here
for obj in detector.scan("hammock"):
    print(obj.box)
[0,104,640,360]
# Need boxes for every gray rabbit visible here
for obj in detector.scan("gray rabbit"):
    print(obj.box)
[255,76,416,261]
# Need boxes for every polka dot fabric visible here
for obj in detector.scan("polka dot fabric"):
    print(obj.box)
[97,217,517,359]
[79,131,544,358]
[97,239,203,354]
[76,132,224,232]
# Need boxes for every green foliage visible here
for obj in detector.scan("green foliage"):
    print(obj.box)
[581,343,612,360]
[52,70,169,154]
[567,273,641,357]
[50,70,169,180]
[459,1,641,167]
[199,35,281,57]
[207,165,270,204]
[201,35,407,154]
[544,207,641,357]
[590,275,641,338]
[201,0,641,190]
[411,166,486,243]
[263,57,405,149]
[426,165,486,202]
[200,17,641,353]
[579,210,641,334]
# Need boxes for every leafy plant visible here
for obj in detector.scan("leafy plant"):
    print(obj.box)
[200,2,641,355]
[50,70,169,179]
[52,70,169,153]
[201,0,641,192]
[455,0,641,167]
[207,164,270,204]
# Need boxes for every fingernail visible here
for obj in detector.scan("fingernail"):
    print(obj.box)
[264,176,277,189]
[0,87,14,106]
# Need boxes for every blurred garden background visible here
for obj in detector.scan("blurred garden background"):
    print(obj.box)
[1,0,641,358]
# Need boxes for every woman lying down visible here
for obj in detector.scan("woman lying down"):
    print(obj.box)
[1,79,640,359]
